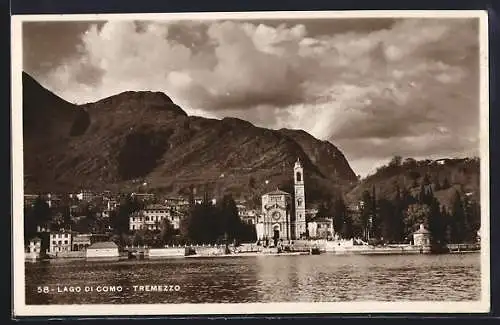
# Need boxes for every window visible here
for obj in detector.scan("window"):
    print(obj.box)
[64,240,68,244]
[296,172,302,182]
[64,234,68,238]
[58,240,62,245]
[52,241,56,245]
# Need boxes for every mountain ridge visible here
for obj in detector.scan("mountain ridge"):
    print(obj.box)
[22,72,358,206]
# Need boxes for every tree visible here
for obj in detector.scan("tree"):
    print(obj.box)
[249,176,256,189]
[315,202,331,220]
[427,195,445,246]
[378,198,398,243]
[442,177,451,189]
[370,186,380,239]
[389,155,403,167]
[25,196,52,239]
[403,157,417,168]
[160,218,176,245]
[360,190,373,240]
[404,203,431,240]
[449,190,466,243]
[24,205,37,240]
[464,199,481,243]
[341,214,354,239]
[238,222,257,243]
[422,174,431,186]
[112,195,143,234]
[217,194,242,244]
[33,196,51,223]
[184,200,220,244]
[332,197,348,238]
[433,175,442,191]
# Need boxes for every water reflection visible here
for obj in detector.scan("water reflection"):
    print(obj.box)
[25,253,480,304]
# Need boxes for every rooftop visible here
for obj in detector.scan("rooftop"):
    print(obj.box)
[312,218,333,223]
[263,188,291,197]
[88,241,118,249]
[414,224,430,234]
[145,204,169,210]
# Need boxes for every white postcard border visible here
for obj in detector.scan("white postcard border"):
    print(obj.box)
[11,10,491,317]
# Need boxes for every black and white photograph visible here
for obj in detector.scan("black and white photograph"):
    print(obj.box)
[11,10,490,316]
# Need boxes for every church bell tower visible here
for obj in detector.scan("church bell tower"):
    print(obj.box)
[294,158,306,239]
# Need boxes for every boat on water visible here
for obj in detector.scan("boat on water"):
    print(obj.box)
[310,247,321,255]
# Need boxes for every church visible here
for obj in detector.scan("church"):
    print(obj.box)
[255,158,307,241]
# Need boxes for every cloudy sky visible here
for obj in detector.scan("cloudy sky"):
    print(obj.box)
[22,17,480,177]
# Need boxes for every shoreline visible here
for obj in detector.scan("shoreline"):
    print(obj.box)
[25,248,480,262]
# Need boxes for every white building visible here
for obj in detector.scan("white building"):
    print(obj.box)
[256,158,307,241]
[86,241,119,258]
[413,224,431,246]
[129,204,182,231]
[307,218,334,239]
[76,190,95,202]
[49,231,72,253]
[26,237,42,259]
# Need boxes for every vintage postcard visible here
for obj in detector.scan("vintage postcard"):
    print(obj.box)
[11,10,490,317]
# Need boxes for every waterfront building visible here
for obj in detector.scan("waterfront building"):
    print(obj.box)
[293,158,307,239]
[49,230,72,254]
[240,209,259,225]
[236,204,258,225]
[307,218,334,239]
[86,241,119,258]
[259,188,291,241]
[413,224,431,246]
[26,237,42,258]
[72,233,92,251]
[129,204,182,231]
[256,158,308,241]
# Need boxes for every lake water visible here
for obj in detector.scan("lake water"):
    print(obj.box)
[25,253,480,304]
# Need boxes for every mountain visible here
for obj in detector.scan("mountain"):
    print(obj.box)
[22,72,358,206]
[346,157,480,210]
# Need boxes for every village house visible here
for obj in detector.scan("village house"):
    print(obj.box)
[76,190,96,202]
[237,205,259,225]
[131,192,155,202]
[104,198,119,211]
[72,233,92,251]
[49,230,72,254]
[25,237,42,259]
[305,208,318,221]
[413,224,431,246]
[129,204,182,231]
[164,197,190,208]
[307,218,334,239]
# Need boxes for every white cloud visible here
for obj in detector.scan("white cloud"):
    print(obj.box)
[37,18,479,177]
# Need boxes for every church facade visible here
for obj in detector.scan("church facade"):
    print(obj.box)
[256,158,307,241]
